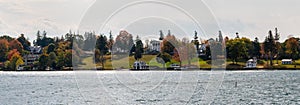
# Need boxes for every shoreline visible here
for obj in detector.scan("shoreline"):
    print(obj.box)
[1,68,299,72]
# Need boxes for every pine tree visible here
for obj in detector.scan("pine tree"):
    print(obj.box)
[159,30,164,40]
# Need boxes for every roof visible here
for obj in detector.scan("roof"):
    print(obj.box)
[29,46,42,54]
[282,59,292,61]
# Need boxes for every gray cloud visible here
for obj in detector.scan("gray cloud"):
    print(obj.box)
[0,0,300,43]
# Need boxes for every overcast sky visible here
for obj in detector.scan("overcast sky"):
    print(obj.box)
[0,0,300,43]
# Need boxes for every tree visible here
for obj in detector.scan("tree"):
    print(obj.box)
[35,30,42,46]
[9,52,24,70]
[179,38,196,65]
[263,30,277,66]
[17,34,31,51]
[159,30,164,40]
[56,52,65,70]
[192,31,200,56]
[226,38,248,64]
[36,30,54,47]
[107,31,114,52]
[96,35,109,69]
[240,37,253,59]
[0,35,14,42]
[7,49,20,60]
[285,37,300,60]
[9,40,23,54]
[236,32,240,38]
[47,43,56,54]
[48,52,57,69]
[65,50,73,68]
[218,30,223,43]
[134,37,144,60]
[38,54,49,70]
[252,37,261,58]
[114,30,134,53]
[156,52,171,68]
[161,35,177,55]
[274,28,281,64]
[0,39,9,62]
[83,32,96,51]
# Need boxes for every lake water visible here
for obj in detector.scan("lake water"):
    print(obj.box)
[0,70,299,105]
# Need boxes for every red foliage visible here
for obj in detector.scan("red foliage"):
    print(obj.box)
[7,49,20,60]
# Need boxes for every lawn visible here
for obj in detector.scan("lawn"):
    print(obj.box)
[80,55,205,70]
[79,55,300,70]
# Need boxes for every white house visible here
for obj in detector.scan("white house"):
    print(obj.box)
[133,61,149,70]
[23,46,42,65]
[198,44,206,56]
[149,40,161,52]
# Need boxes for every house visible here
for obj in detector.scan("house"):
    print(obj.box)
[245,58,257,68]
[132,61,149,70]
[282,59,293,65]
[149,40,161,52]
[23,46,42,65]
[198,44,206,56]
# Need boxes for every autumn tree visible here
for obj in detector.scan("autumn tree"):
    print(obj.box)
[0,39,9,62]
[161,34,177,55]
[284,37,300,60]
[7,49,20,60]
[0,35,14,42]
[178,38,196,65]
[114,30,134,53]
[9,40,23,54]
[9,52,24,70]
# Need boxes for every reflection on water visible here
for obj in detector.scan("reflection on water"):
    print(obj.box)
[0,70,299,104]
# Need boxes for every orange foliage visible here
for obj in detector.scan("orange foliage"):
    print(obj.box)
[7,49,20,60]
[9,40,23,53]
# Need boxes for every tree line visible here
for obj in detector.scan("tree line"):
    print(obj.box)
[1,27,300,70]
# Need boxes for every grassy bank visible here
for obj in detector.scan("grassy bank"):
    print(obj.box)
[77,56,300,70]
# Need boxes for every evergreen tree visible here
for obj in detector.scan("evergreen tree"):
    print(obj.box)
[108,31,114,52]
[47,43,56,54]
[96,35,108,69]
[219,31,223,43]
[252,37,261,58]
[159,30,164,40]
[134,36,144,60]
[263,30,276,66]
[35,30,42,46]
[17,34,31,51]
